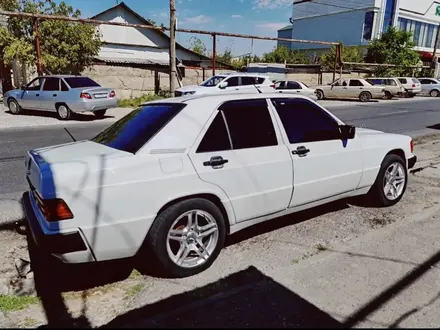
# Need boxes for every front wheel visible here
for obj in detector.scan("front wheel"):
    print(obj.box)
[316,89,325,100]
[8,99,22,115]
[143,198,226,278]
[384,91,393,100]
[359,91,372,102]
[367,154,408,207]
[94,109,107,118]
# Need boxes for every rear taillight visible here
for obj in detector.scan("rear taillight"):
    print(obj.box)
[109,91,116,98]
[412,84,416,88]
[34,193,73,222]
[410,139,414,153]
[270,84,275,89]
[80,92,92,99]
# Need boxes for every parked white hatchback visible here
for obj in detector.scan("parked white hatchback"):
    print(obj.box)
[23,93,417,278]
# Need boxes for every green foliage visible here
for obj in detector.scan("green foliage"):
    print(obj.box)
[365,26,421,77]
[188,36,207,56]
[0,0,101,74]
[117,92,169,108]
[320,44,365,71]
[261,45,310,64]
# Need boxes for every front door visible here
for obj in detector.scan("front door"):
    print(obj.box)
[328,81,347,98]
[269,97,364,207]
[222,76,242,93]
[20,77,44,110]
[40,77,61,111]
[189,98,293,223]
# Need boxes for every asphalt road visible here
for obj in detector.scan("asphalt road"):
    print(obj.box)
[1,97,440,201]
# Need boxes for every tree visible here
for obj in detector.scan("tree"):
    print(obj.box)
[364,26,420,76]
[261,45,310,64]
[188,36,207,56]
[0,0,101,75]
[320,44,365,71]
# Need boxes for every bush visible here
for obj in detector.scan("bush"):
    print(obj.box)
[117,91,171,108]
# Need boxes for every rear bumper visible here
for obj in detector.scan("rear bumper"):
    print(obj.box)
[408,155,417,169]
[69,98,118,113]
[23,191,96,263]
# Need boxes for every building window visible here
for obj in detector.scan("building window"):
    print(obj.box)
[383,0,397,32]
[398,17,438,49]
[363,11,374,40]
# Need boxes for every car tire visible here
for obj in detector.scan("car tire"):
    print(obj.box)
[143,198,226,278]
[56,103,73,121]
[384,91,393,100]
[94,109,107,119]
[430,89,440,97]
[359,91,372,103]
[316,89,325,100]
[367,154,408,207]
[8,98,22,115]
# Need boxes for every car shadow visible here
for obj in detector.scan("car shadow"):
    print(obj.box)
[427,124,440,131]
[4,109,114,122]
[102,266,343,328]
[321,98,380,103]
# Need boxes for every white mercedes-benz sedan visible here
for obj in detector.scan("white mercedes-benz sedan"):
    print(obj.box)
[23,93,417,278]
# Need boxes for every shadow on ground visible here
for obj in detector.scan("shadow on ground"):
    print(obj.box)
[427,124,440,131]
[4,110,114,122]
[103,266,343,328]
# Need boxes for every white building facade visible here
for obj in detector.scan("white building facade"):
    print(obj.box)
[278,0,440,60]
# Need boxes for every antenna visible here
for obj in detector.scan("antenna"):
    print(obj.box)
[253,84,262,94]
[64,127,76,142]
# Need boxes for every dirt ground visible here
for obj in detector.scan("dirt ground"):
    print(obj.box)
[1,134,440,328]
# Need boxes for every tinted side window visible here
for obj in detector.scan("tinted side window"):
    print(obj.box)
[388,79,397,86]
[257,77,265,84]
[276,81,286,89]
[91,103,185,154]
[271,98,339,144]
[60,79,69,91]
[349,79,363,87]
[398,78,407,84]
[225,77,239,87]
[197,112,231,153]
[221,99,277,150]
[241,77,257,85]
[43,78,60,91]
[287,81,301,89]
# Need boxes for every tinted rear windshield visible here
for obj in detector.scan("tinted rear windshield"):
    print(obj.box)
[91,103,186,153]
[64,77,101,88]
[412,78,420,83]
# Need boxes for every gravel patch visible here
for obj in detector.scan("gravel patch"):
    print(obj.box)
[0,105,132,130]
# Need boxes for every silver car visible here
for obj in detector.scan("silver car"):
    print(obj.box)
[2,75,118,120]
[418,77,440,97]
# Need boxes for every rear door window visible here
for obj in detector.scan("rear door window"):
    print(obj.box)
[64,77,101,89]
[91,103,186,153]
[398,78,407,84]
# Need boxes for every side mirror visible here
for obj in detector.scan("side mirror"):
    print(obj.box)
[339,125,356,140]
[219,81,228,89]
[20,85,26,90]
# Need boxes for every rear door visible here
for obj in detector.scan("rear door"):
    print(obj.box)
[188,98,293,223]
[269,97,364,207]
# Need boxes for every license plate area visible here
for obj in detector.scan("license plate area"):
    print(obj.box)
[94,93,108,99]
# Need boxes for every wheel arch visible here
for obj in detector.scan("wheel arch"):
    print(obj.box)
[155,193,232,234]
[385,148,406,164]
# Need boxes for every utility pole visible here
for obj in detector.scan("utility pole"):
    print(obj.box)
[169,0,177,94]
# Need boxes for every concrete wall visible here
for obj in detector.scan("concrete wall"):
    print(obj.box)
[83,64,367,99]
[82,65,232,99]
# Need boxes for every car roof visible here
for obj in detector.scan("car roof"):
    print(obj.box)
[36,75,87,79]
[143,92,314,106]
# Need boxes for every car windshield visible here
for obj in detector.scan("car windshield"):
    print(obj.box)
[363,80,374,86]
[200,75,227,87]
[64,77,101,89]
[91,103,186,154]
[300,81,309,88]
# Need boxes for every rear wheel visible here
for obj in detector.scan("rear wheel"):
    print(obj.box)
[56,103,73,120]
[8,98,22,115]
[94,109,107,119]
[142,198,226,278]
[359,91,372,102]
[367,154,408,207]
[430,89,440,97]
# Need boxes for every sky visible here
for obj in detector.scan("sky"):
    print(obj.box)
[57,0,295,56]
